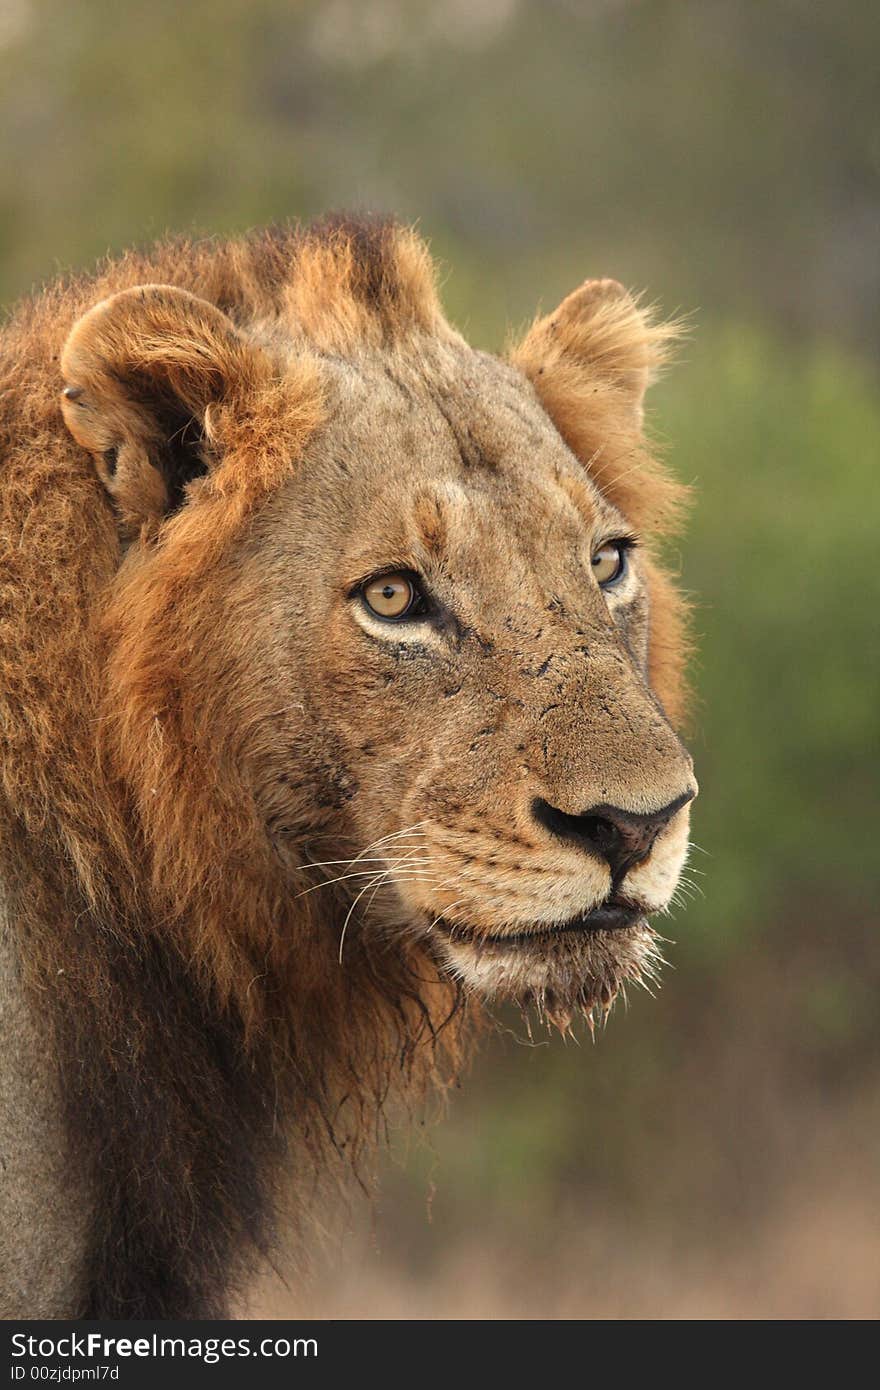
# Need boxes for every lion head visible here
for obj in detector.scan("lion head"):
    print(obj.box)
[0,215,698,1316]
[59,217,695,1039]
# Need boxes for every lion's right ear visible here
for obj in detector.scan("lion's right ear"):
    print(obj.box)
[61,285,265,533]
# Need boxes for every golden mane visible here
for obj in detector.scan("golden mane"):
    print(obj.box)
[0,219,469,1317]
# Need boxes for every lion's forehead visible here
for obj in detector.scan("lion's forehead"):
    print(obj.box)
[301,344,620,574]
[314,340,555,455]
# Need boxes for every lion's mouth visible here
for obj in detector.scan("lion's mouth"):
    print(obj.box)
[432,897,645,949]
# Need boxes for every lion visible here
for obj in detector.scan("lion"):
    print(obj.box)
[0,215,696,1319]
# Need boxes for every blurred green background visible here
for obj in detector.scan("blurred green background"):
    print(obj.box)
[3,0,878,1317]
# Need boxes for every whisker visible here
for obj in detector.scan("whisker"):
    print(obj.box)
[292,849,435,902]
[337,863,434,964]
[296,852,429,874]
[302,821,431,870]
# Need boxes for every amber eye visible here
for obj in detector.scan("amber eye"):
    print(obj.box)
[361,572,424,620]
[591,541,628,587]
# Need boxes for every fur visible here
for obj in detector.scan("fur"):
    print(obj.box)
[0,216,694,1317]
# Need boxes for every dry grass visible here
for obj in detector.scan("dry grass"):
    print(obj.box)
[249,1141,879,1320]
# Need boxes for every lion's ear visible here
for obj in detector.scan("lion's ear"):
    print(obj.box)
[61,285,264,533]
[510,278,679,435]
[510,279,685,531]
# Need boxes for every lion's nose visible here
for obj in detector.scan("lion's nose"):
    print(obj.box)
[531,789,695,887]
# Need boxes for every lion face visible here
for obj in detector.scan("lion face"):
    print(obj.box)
[59,223,695,1031]
[241,343,695,1028]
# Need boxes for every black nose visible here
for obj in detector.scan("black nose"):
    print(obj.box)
[531,790,695,887]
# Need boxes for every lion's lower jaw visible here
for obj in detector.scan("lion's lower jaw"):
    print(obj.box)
[428,919,664,1035]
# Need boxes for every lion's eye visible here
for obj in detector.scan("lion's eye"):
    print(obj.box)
[591,541,628,588]
[361,572,425,620]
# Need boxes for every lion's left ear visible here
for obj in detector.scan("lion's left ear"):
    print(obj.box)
[509,279,684,530]
[61,284,270,534]
[510,278,678,432]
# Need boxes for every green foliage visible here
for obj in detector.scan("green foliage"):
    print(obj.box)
[657,327,880,951]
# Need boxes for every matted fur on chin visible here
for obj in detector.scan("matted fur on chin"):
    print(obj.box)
[428,921,663,1035]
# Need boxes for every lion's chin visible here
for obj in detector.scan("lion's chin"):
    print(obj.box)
[426,912,664,1035]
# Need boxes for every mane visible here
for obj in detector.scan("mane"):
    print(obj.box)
[0,216,467,1317]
